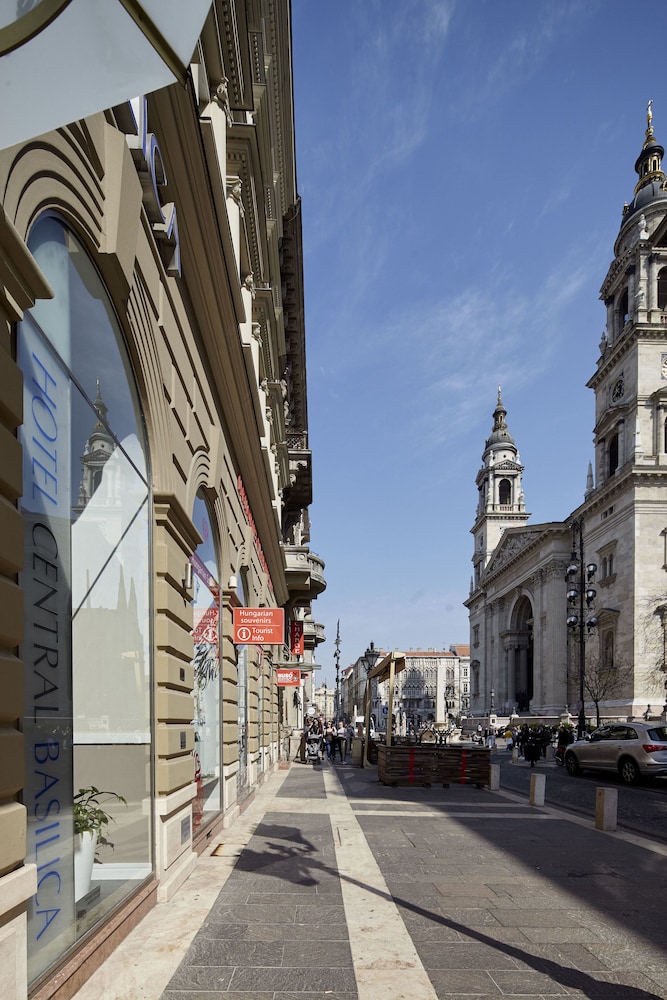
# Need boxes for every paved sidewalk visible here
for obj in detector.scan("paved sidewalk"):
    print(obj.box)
[73,761,667,1000]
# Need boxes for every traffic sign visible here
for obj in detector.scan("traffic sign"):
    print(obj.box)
[233,607,284,644]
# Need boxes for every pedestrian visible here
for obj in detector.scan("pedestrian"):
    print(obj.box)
[524,729,541,767]
[310,717,324,759]
[324,721,334,761]
[336,720,347,763]
[298,718,311,763]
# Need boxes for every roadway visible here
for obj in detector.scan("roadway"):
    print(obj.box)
[495,748,667,843]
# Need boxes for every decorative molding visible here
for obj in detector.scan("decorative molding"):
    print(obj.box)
[211,77,233,127]
[243,272,256,297]
[226,178,243,208]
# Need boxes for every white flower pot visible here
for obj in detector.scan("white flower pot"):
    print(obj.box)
[74,831,97,901]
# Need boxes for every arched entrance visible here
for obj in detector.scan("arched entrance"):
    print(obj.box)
[504,595,534,712]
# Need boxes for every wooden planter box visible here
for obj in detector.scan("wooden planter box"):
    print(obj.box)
[377,744,490,788]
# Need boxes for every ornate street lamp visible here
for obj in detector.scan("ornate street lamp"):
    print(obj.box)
[362,641,381,721]
[362,641,381,676]
[361,641,381,766]
[333,621,341,720]
[565,520,598,739]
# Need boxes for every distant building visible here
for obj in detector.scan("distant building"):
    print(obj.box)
[312,682,335,720]
[377,648,469,728]
[338,647,470,729]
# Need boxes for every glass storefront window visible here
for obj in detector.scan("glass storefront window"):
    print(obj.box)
[19,216,152,984]
[190,493,221,834]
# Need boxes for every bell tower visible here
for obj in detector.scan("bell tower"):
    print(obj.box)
[471,387,529,588]
[590,101,667,482]
[73,380,116,516]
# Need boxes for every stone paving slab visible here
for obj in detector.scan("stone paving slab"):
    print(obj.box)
[162,767,359,1000]
[76,759,667,1000]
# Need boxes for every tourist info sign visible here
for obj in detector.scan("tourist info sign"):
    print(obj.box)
[233,607,284,644]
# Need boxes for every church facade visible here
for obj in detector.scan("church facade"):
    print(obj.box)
[466,107,667,724]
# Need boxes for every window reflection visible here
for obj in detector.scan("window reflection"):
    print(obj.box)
[190,493,221,833]
[20,216,152,985]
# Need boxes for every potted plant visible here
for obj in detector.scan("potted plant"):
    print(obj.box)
[73,786,127,901]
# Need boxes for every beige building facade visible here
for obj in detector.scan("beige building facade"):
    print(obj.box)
[466,109,667,725]
[0,3,324,998]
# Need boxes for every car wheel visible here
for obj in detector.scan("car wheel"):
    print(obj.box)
[565,752,580,776]
[619,757,640,785]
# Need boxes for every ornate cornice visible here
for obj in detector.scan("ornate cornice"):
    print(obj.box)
[600,244,635,300]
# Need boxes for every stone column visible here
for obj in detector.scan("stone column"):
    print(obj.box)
[518,644,529,701]
[507,646,516,704]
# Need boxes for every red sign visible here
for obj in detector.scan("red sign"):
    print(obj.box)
[275,668,301,686]
[289,620,304,656]
[233,607,284,644]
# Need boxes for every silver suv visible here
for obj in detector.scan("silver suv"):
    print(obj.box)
[564,722,667,784]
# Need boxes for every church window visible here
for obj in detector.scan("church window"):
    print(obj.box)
[609,433,619,475]
[620,288,629,325]
[603,631,614,668]
[658,267,667,310]
[471,660,480,697]
[498,478,511,505]
[473,625,480,647]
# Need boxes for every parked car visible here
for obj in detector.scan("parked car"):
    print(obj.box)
[564,722,667,784]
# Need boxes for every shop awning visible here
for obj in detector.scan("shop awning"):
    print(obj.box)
[0,0,212,150]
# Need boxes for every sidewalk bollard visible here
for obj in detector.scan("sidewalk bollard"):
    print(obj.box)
[489,763,500,790]
[529,772,545,806]
[511,747,519,763]
[595,786,618,831]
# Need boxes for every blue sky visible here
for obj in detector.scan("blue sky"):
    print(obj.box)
[291,0,667,687]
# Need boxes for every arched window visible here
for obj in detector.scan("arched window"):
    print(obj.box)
[609,433,619,475]
[603,631,614,669]
[19,215,151,983]
[658,267,667,310]
[498,479,511,505]
[620,288,629,325]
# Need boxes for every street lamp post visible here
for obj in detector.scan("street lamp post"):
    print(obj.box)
[333,621,341,720]
[566,520,598,739]
[361,641,381,766]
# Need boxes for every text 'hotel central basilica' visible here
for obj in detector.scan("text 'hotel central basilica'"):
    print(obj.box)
[466,105,667,722]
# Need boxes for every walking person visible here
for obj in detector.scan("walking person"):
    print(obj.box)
[335,720,347,764]
[524,729,541,767]
[324,721,334,761]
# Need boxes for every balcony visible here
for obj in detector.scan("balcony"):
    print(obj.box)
[286,434,312,508]
[283,544,326,601]
[304,617,326,648]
